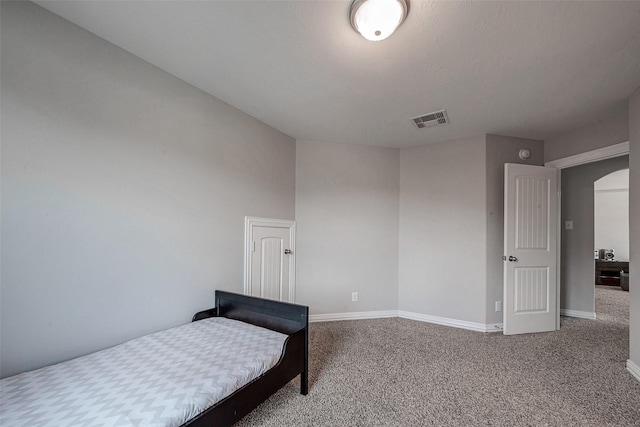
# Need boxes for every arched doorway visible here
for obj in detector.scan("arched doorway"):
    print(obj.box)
[594,169,629,323]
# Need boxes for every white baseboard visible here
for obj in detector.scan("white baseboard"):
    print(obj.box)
[398,310,502,333]
[627,360,640,382]
[309,310,398,323]
[560,309,596,320]
[310,310,502,333]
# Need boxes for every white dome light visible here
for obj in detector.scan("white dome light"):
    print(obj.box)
[350,0,408,42]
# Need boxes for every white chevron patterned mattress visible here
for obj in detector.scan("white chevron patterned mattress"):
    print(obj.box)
[0,317,288,427]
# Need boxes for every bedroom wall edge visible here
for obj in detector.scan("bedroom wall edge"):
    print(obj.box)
[626,359,640,383]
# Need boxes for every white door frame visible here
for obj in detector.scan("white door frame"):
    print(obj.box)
[545,141,629,329]
[244,216,296,302]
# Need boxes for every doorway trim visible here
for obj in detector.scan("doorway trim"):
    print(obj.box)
[544,141,629,328]
[545,141,629,169]
[244,216,296,301]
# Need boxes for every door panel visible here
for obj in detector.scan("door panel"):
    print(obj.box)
[255,232,287,301]
[515,176,549,249]
[514,267,549,313]
[260,237,283,299]
[504,164,558,335]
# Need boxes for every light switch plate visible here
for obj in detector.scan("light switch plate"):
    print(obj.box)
[565,221,573,230]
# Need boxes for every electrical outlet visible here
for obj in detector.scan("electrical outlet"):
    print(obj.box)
[495,301,502,312]
[352,292,358,302]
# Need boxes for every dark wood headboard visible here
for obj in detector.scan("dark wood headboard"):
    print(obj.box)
[214,291,308,335]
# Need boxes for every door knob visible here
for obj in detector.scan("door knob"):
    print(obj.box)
[508,256,518,262]
[284,249,292,255]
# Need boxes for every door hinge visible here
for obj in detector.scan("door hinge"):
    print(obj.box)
[252,241,256,252]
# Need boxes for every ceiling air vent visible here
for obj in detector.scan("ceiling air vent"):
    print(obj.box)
[412,109,450,129]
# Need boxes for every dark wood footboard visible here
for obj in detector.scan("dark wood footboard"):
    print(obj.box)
[184,291,309,427]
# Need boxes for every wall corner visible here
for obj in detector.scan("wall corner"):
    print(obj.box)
[628,87,640,370]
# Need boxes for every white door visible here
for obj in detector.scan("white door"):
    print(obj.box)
[244,217,296,302]
[503,163,558,335]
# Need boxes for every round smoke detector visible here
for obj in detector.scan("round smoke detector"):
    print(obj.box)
[519,149,531,160]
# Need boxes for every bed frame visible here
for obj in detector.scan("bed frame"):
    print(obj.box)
[183,291,309,427]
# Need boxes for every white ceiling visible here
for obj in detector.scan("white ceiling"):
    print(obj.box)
[36,0,640,148]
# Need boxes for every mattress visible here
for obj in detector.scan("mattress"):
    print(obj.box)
[0,317,288,427]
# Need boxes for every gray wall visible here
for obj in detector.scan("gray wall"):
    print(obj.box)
[397,134,544,326]
[560,156,629,315]
[485,135,544,324]
[398,135,487,324]
[630,88,640,369]
[295,140,399,315]
[0,1,296,377]
[544,104,629,162]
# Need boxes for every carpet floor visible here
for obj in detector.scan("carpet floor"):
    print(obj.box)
[236,286,640,426]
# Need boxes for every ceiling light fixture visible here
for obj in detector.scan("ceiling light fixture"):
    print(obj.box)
[349,0,408,42]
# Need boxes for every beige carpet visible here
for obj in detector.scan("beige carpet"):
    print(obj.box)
[237,286,640,426]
